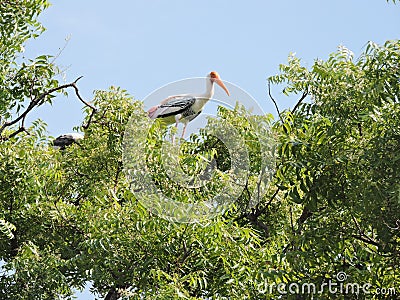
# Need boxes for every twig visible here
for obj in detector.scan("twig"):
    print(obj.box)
[351,214,379,246]
[268,81,283,123]
[71,76,96,110]
[292,91,308,114]
[234,187,280,224]
[50,35,71,65]
[289,206,294,233]
[357,123,363,137]
[113,161,123,193]
[71,76,98,130]
[263,188,279,212]
[282,206,312,253]
[296,206,312,232]
[351,234,379,247]
[82,107,97,130]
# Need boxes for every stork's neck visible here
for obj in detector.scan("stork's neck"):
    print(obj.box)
[191,79,214,112]
[198,79,214,99]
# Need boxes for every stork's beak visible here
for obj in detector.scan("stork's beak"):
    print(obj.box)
[215,78,230,96]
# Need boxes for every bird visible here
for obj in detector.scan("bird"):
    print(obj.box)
[52,133,84,150]
[147,71,230,139]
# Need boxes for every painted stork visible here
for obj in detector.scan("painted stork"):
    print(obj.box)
[53,133,84,150]
[147,71,230,138]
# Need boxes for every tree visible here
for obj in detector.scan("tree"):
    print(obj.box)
[268,40,400,298]
[1,1,399,300]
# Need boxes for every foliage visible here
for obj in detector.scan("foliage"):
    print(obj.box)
[0,1,399,300]
[0,0,61,140]
[269,40,400,298]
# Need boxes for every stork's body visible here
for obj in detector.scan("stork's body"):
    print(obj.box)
[148,71,230,138]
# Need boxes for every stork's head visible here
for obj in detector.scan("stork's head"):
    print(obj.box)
[209,71,230,96]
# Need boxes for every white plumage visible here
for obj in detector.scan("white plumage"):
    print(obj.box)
[148,71,230,138]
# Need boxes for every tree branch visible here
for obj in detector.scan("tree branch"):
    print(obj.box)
[292,91,308,114]
[104,287,119,300]
[268,81,283,123]
[0,76,97,140]
[282,206,313,253]
[350,214,379,247]
[6,127,29,140]
[351,234,380,247]
[71,76,96,110]
[82,106,97,130]
[234,187,280,238]
[113,161,123,193]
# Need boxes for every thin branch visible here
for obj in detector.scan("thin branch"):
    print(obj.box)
[113,161,123,193]
[71,76,96,110]
[292,91,308,114]
[289,206,294,234]
[234,186,280,225]
[50,35,71,65]
[263,188,279,213]
[0,76,97,140]
[82,107,97,130]
[384,219,400,231]
[6,127,29,140]
[296,206,313,232]
[282,206,312,254]
[1,82,74,135]
[268,81,283,123]
[350,214,379,246]
[351,234,380,247]
[357,123,363,137]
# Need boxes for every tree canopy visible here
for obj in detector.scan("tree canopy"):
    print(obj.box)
[0,1,399,299]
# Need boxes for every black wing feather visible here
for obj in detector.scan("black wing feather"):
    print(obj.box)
[52,134,83,150]
[156,96,196,118]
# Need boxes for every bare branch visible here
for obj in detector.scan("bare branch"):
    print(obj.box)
[69,76,98,130]
[292,91,308,114]
[82,107,97,130]
[113,161,123,193]
[0,76,97,140]
[6,127,29,140]
[71,76,96,110]
[50,35,71,65]
[268,81,283,123]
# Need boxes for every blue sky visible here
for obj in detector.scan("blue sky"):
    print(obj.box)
[25,0,400,138]
[20,0,400,298]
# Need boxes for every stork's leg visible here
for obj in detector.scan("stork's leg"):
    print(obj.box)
[175,114,180,128]
[172,114,181,144]
[181,122,187,139]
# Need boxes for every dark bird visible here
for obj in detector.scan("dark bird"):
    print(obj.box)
[53,133,83,150]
